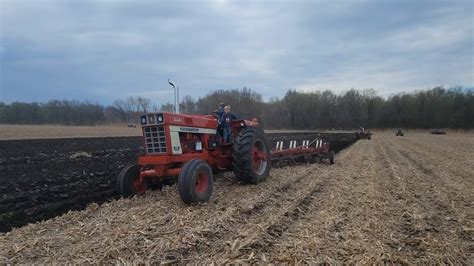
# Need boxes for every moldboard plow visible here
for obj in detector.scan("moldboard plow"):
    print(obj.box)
[271,138,335,165]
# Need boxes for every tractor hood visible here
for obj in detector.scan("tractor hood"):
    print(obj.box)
[140,112,218,128]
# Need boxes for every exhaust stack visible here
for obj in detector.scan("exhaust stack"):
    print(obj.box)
[168,79,180,114]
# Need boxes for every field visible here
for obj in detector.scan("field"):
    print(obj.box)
[0,132,355,232]
[0,132,473,264]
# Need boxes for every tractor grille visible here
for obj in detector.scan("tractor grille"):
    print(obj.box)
[144,126,167,154]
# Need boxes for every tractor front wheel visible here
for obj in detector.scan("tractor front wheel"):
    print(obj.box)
[178,159,214,204]
[116,165,148,197]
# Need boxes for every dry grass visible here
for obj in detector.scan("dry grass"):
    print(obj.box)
[0,124,142,140]
[0,132,472,264]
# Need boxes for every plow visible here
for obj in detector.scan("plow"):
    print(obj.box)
[116,112,336,204]
[271,138,335,165]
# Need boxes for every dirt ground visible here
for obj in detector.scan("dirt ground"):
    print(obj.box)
[0,132,472,264]
[0,133,355,233]
[0,137,141,232]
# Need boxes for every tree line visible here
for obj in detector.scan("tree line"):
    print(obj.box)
[0,87,472,129]
[0,100,106,125]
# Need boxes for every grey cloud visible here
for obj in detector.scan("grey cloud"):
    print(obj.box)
[0,0,472,104]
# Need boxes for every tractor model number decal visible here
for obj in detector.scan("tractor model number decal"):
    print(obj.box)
[180,127,199,132]
[169,125,216,135]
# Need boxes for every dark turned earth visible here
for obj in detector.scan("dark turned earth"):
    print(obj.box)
[0,132,357,232]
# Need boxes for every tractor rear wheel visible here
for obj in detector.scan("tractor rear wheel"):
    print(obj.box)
[116,165,147,197]
[329,151,335,164]
[233,128,271,184]
[178,159,214,204]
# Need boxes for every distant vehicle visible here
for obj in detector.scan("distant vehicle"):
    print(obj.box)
[395,129,404,136]
[430,128,446,135]
[127,124,137,128]
[355,128,372,140]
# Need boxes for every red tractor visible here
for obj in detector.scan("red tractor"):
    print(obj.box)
[116,112,335,204]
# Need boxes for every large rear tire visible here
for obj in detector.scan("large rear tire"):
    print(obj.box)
[233,128,271,184]
[116,165,147,197]
[178,159,214,204]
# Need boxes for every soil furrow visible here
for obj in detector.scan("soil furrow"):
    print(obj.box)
[161,163,332,262]
[162,144,353,263]
[377,135,471,263]
[229,184,325,261]
[214,141,360,263]
[387,135,473,179]
[372,136,431,260]
[383,135,473,206]
[157,168,314,262]
[1,132,472,264]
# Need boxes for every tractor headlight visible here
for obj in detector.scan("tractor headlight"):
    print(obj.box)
[140,116,147,125]
[195,141,202,151]
[240,121,245,127]
[157,114,164,123]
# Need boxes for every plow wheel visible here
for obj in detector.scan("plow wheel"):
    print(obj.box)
[178,159,214,204]
[116,165,148,197]
[233,128,271,184]
[329,150,336,164]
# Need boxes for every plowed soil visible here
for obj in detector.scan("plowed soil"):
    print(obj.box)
[0,132,355,233]
[0,132,472,264]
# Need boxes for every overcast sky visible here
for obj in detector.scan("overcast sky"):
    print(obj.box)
[0,0,473,105]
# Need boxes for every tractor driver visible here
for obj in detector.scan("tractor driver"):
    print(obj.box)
[213,103,226,139]
[217,103,225,118]
[219,105,235,143]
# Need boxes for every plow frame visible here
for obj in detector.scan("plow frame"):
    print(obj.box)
[270,138,333,162]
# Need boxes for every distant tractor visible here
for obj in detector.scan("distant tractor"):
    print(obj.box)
[355,128,372,140]
[116,112,335,204]
[431,128,446,135]
[395,129,404,136]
